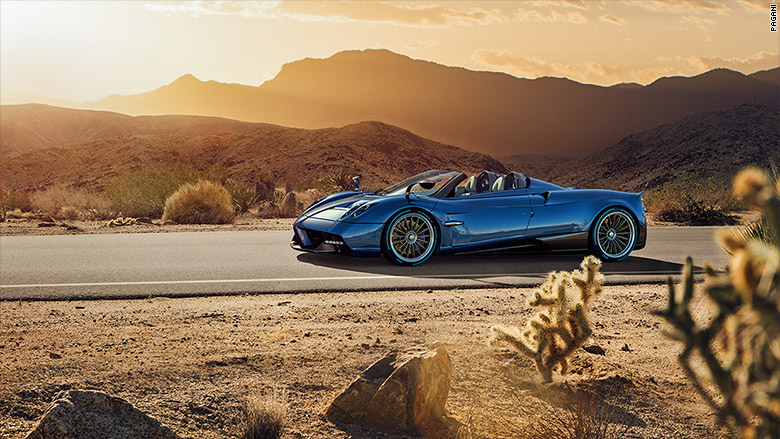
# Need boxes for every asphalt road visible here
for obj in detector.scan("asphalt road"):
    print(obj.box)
[0,227,729,300]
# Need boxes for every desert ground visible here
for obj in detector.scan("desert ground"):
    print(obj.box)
[0,280,727,439]
[0,211,761,238]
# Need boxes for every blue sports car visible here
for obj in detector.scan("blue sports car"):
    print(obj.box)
[291,170,647,266]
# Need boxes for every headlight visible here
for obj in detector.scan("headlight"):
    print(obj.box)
[342,202,374,219]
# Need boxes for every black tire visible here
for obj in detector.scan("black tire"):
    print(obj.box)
[589,207,637,262]
[381,210,438,266]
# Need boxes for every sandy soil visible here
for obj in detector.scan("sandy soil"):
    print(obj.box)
[0,211,761,237]
[0,217,296,236]
[1,283,728,439]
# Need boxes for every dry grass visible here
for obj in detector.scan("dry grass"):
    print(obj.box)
[0,188,34,218]
[162,180,234,224]
[523,387,638,439]
[255,189,320,219]
[240,390,287,439]
[29,185,115,220]
[106,164,200,218]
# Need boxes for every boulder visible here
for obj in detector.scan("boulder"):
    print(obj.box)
[327,343,454,436]
[26,390,180,439]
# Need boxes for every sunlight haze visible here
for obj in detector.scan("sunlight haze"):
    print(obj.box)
[0,0,778,103]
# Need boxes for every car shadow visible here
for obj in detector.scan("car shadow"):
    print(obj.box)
[296,251,693,280]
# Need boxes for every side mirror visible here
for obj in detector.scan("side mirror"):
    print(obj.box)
[352,176,360,191]
[405,180,435,200]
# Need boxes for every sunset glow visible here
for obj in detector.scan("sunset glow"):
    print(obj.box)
[1,0,778,103]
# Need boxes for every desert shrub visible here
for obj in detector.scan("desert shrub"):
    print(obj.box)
[240,391,287,439]
[253,171,276,202]
[656,167,780,438]
[31,184,101,219]
[224,179,259,213]
[316,168,355,194]
[57,205,81,220]
[256,189,306,219]
[490,256,605,383]
[106,164,200,218]
[82,194,117,221]
[1,187,34,215]
[523,387,637,439]
[162,180,234,224]
[647,171,738,224]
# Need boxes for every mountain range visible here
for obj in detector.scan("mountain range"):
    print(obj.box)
[504,102,780,192]
[0,104,268,158]
[0,119,506,191]
[79,49,779,158]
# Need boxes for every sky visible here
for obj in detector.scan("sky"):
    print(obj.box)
[1,0,778,103]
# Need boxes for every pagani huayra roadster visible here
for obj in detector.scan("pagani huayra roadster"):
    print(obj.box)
[291,170,646,266]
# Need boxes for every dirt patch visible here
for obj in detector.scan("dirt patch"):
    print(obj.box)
[0,217,295,237]
[0,284,724,438]
[1,211,761,237]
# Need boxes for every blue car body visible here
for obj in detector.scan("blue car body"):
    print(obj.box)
[291,170,647,265]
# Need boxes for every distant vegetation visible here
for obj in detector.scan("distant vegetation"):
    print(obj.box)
[645,171,739,225]
[0,164,359,224]
[106,164,201,218]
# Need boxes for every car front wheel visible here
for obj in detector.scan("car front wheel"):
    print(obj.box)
[589,207,637,261]
[382,210,438,266]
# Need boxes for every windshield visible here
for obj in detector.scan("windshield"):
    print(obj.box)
[376,170,461,197]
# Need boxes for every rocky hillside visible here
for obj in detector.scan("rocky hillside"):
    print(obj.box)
[0,121,506,191]
[84,49,779,158]
[0,104,268,158]
[518,102,779,191]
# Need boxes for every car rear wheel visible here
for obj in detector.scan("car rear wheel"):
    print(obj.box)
[589,208,637,261]
[382,210,438,266]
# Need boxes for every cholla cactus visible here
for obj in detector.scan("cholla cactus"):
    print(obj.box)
[656,167,780,439]
[490,256,605,382]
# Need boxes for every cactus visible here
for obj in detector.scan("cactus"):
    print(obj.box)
[656,167,780,439]
[490,256,605,382]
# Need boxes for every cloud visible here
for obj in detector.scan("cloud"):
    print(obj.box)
[524,0,589,9]
[738,0,768,14]
[470,49,711,86]
[145,1,508,28]
[406,40,439,50]
[599,15,625,25]
[515,8,588,23]
[144,1,280,18]
[679,15,716,30]
[688,51,780,73]
[626,0,732,16]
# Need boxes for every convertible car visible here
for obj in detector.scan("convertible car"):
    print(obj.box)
[291,170,646,266]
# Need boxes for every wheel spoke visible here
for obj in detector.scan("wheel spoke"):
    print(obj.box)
[389,212,436,263]
[596,210,636,258]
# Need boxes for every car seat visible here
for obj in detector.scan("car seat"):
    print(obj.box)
[491,176,505,192]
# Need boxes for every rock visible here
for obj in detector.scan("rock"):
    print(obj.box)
[25,389,180,439]
[621,343,632,352]
[583,345,606,356]
[327,343,454,437]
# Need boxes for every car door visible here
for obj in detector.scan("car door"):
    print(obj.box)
[436,190,532,249]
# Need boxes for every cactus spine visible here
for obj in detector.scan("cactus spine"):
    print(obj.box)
[656,168,780,439]
[490,256,605,383]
